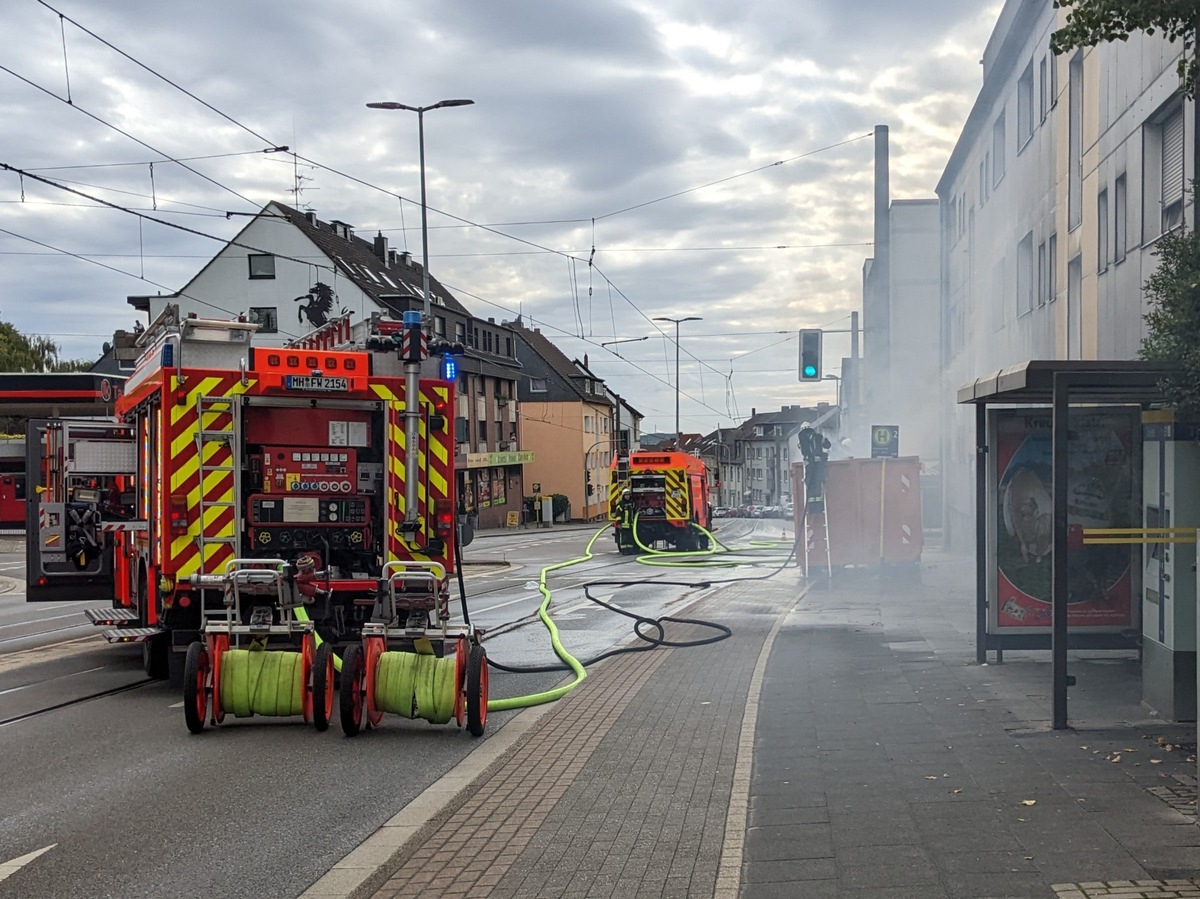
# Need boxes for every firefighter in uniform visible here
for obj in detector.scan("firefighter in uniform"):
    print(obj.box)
[797,422,831,505]
[615,488,636,553]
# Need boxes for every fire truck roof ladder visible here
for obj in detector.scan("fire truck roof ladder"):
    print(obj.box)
[195,395,240,561]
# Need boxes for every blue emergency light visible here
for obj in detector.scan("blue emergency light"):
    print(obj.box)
[441,354,458,381]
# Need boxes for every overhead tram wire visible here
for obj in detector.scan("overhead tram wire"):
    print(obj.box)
[593,133,874,221]
[432,280,729,424]
[0,63,262,209]
[0,226,267,323]
[34,0,277,147]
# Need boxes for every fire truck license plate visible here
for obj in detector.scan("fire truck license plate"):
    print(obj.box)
[285,376,349,391]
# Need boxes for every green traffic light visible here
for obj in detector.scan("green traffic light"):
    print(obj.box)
[803,365,817,377]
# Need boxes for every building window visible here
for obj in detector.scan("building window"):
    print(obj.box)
[1049,47,1058,107]
[584,415,594,433]
[1047,232,1057,303]
[1161,107,1185,232]
[455,322,466,343]
[1097,188,1109,273]
[1037,241,1046,308]
[1039,56,1048,122]
[248,254,275,279]
[1067,255,1082,358]
[1114,173,1127,264]
[478,420,487,443]
[978,159,987,205]
[248,306,278,333]
[992,112,1006,187]
[505,337,513,357]
[529,377,547,393]
[1017,61,1034,149]
[1017,232,1034,315]
[435,316,446,336]
[1068,52,1083,230]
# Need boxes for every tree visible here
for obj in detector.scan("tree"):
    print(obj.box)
[0,321,92,372]
[1051,1,1199,95]
[1140,218,1200,417]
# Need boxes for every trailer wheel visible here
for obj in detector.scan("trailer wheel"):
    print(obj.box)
[312,642,335,732]
[466,643,488,737]
[364,636,385,728]
[340,643,365,737]
[210,635,228,725]
[183,642,209,734]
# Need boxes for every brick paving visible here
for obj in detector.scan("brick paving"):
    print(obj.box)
[368,581,779,898]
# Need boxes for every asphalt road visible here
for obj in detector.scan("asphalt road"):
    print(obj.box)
[0,518,785,898]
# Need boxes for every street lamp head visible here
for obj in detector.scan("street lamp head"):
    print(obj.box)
[367,99,474,113]
[653,315,703,324]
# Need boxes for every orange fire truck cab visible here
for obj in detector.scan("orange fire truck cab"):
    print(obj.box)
[27,305,458,682]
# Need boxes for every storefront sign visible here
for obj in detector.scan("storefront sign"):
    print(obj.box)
[466,450,534,468]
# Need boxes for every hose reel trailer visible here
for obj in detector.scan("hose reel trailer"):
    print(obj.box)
[182,558,335,733]
[339,560,488,737]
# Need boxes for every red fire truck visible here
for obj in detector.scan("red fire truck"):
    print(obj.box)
[26,305,463,685]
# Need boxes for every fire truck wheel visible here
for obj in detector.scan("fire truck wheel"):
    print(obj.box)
[466,643,488,737]
[339,643,365,737]
[312,642,335,732]
[183,642,209,734]
[143,634,169,681]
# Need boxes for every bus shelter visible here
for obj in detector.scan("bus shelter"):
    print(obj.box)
[957,360,1172,729]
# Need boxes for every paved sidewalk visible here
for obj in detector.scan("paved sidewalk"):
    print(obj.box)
[305,549,1200,898]
[746,555,1200,897]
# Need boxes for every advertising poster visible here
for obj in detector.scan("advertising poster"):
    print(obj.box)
[476,476,492,509]
[492,468,506,506]
[993,409,1137,632]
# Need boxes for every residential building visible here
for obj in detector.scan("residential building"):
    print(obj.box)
[507,319,616,521]
[936,0,1192,544]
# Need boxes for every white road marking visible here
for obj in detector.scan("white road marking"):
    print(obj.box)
[169,701,183,708]
[0,844,56,883]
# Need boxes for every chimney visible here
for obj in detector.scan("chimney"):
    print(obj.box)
[399,250,412,266]
[751,407,756,417]
[388,249,399,266]
[305,211,318,226]
[374,232,388,262]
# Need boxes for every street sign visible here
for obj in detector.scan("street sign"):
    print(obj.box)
[532,482,541,494]
[871,424,899,459]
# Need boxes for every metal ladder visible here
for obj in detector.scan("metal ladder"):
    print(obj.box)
[801,466,832,578]
[195,395,240,563]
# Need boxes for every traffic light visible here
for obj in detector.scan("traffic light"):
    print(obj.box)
[799,329,822,381]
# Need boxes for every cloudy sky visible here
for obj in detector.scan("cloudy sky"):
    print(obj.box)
[2,0,1001,435]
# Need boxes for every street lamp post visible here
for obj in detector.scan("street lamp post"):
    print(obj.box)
[365,98,474,324]
[366,98,473,530]
[652,316,702,448]
[823,374,842,411]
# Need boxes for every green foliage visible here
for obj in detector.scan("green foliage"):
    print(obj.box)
[0,321,91,372]
[1050,1,1200,96]
[1140,220,1200,417]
